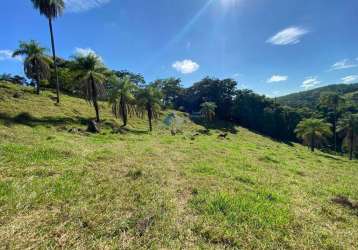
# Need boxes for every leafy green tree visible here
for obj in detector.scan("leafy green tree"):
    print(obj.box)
[295,119,332,152]
[13,40,51,95]
[338,114,358,160]
[136,85,162,131]
[31,0,65,103]
[109,76,138,127]
[71,53,108,122]
[200,102,217,121]
[113,70,145,86]
[153,78,182,108]
[320,92,345,152]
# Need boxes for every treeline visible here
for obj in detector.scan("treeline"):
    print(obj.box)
[3,38,358,160]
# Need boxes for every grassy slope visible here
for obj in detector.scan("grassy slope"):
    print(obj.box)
[1,82,358,249]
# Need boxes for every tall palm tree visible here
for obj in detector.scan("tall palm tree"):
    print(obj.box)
[136,85,162,131]
[200,102,217,121]
[12,40,51,95]
[71,53,108,122]
[320,92,345,152]
[31,0,65,104]
[109,76,138,127]
[338,113,358,160]
[295,118,332,152]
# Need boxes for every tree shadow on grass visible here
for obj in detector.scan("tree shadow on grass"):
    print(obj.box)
[0,112,88,128]
[317,152,341,161]
[111,126,149,135]
[190,117,238,134]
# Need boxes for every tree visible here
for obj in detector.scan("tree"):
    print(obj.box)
[109,76,138,127]
[136,85,162,131]
[320,92,345,152]
[153,78,182,108]
[295,119,332,152]
[31,0,65,103]
[200,102,217,121]
[12,40,51,94]
[71,53,108,122]
[338,114,358,160]
[113,70,145,86]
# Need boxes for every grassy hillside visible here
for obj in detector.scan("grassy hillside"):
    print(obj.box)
[277,83,358,108]
[1,82,358,249]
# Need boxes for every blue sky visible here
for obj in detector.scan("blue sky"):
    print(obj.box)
[1,0,358,96]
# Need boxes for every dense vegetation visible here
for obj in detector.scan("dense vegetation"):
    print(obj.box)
[0,82,357,249]
[277,83,358,109]
[3,38,358,159]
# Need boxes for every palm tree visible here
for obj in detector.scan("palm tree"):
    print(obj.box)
[136,85,162,131]
[12,40,51,95]
[109,76,138,127]
[200,102,217,121]
[71,53,108,122]
[31,0,65,104]
[295,118,332,152]
[338,114,358,160]
[320,92,345,152]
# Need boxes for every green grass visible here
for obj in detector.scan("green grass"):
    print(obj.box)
[1,82,358,249]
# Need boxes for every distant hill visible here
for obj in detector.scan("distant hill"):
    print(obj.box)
[277,83,358,109]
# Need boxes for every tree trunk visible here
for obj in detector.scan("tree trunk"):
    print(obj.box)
[120,96,127,127]
[90,74,100,122]
[36,75,40,95]
[147,104,153,132]
[349,132,354,161]
[35,59,40,95]
[48,18,60,104]
[310,135,315,152]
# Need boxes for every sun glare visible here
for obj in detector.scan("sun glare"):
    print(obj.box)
[220,0,241,7]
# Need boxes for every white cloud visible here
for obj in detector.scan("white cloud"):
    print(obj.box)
[172,59,199,74]
[64,0,111,12]
[301,77,320,90]
[330,59,358,71]
[232,73,240,79]
[267,26,309,45]
[74,47,103,61]
[0,50,22,62]
[342,75,358,84]
[267,75,288,83]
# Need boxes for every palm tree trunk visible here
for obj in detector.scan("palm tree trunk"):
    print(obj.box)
[147,105,153,132]
[48,18,60,104]
[311,135,315,152]
[36,75,40,95]
[90,74,100,122]
[120,96,127,126]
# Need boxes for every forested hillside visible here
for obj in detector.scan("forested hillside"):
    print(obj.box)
[277,83,358,109]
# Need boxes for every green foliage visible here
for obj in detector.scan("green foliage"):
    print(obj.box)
[277,83,358,109]
[71,53,109,122]
[295,119,332,152]
[31,0,65,19]
[338,113,358,160]
[136,85,162,131]
[153,78,182,108]
[200,102,217,121]
[13,40,51,94]
[108,76,138,126]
